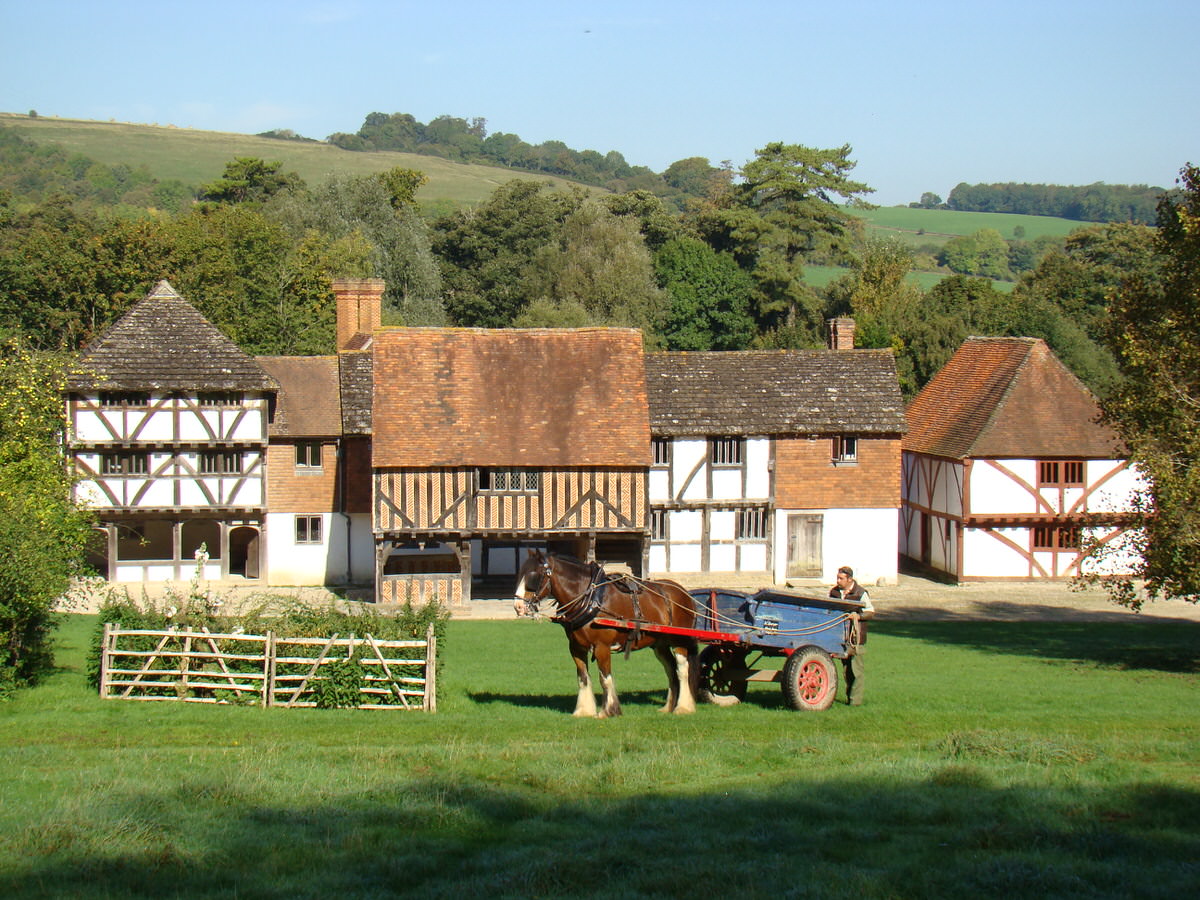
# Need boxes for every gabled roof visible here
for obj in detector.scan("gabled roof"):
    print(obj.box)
[257,356,341,437]
[904,337,1122,459]
[644,350,906,436]
[371,328,650,467]
[68,281,276,392]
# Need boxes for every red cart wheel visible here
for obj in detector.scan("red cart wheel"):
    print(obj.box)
[781,646,838,711]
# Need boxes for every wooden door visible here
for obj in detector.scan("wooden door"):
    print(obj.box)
[786,514,823,578]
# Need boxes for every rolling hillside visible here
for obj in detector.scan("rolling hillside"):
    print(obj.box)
[0,113,584,208]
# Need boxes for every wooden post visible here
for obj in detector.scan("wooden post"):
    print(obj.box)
[99,623,113,699]
[263,630,275,708]
[424,623,437,713]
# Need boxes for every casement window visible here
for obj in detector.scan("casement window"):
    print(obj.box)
[198,391,243,407]
[1039,460,1085,487]
[100,452,148,476]
[99,391,150,408]
[710,437,743,467]
[478,468,540,492]
[652,437,671,467]
[737,508,768,540]
[295,515,322,544]
[1033,525,1081,551]
[650,509,667,541]
[199,451,243,475]
[295,441,322,469]
[832,435,858,464]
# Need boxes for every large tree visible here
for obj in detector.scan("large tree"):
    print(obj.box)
[1089,164,1200,608]
[0,340,93,692]
[696,142,872,340]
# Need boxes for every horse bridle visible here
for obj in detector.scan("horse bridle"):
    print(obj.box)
[519,554,555,617]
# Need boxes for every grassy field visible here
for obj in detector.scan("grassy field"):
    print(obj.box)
[0,113,581,208]
[1,613,1196,898]
[850,205,1092,247]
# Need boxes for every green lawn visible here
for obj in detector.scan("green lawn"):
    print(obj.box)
[1,613,1197,898]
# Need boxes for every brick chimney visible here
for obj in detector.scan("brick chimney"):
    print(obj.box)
[827,317,856,351]
[333,279,385,351]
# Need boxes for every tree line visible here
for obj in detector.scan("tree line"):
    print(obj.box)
[940,181,1165,225]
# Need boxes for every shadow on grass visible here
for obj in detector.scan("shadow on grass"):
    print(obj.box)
[877,617,1200,673]
[6,773,1198,899]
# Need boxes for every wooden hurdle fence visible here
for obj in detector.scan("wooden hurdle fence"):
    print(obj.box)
[98,624,437,711]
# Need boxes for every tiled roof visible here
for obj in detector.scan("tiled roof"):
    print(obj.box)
[256,356,342,437]
[68,281,277,392]
[644,350,907,436]
[371,328,650,467]
[339,351,373,435]
[904,337,1122,459]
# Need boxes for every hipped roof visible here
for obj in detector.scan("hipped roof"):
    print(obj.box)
[645,350,907,436]
[371,328,650,467]
[904,337,1122,459]
[257,356,342,437]
[68,281,276,392]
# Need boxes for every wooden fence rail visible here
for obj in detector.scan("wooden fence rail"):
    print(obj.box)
[99,624,437,711]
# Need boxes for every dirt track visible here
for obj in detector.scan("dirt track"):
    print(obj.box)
[58,574,1200,624]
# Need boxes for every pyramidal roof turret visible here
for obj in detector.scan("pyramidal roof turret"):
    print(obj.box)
[68,280,278,392]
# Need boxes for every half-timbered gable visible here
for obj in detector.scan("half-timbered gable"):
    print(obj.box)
[901,337,1140,580]
[370,327,650,603]
[645,349,906,585]
[67,281,277,582]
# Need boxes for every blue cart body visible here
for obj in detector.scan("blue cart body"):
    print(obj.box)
[689,588,859,658]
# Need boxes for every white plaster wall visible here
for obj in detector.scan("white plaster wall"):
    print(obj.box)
[962,526,1029,578]
[710,510,735,541]
[1087,462,1143,512]
[970,460,1038,515]
[265,512,350,586]
[649,544,667,571]
[669,509,703,542]
[674,439,707,501]
[648,467,670,501]
[669,544,702,571]
[745,437,770,498]
[774,507,898,586]
[740,543,768,570]
[711,467,742,500]
[709,544,736,571]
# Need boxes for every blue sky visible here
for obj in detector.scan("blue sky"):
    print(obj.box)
[1,0,1195,206]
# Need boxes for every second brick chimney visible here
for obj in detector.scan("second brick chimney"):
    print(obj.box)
[827,316,856,351]
[333,278,385,351]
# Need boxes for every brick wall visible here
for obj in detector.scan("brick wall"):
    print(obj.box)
[775,435,901,509]
[266,441,339,512]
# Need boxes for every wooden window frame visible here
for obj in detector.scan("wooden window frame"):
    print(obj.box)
[650,509,667,541]
[295,515,322,544]
[832,435,858,465]
[652,437,671,467]
[198,391,244,407]
[1033,524,1081,551]
[100,452,148,476]
[1039,460,1085,488]
[99,391,150,408]
[295,441,323,470]
[199,451,244,475]
[478,468,540,493]
[709,437,743,467]
[736,508,768,540]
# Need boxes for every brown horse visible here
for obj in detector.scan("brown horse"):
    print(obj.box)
[513,550,699,717]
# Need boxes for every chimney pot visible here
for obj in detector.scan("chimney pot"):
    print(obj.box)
[827,316,856,351]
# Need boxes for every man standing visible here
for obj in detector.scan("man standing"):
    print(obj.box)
[829,565,874,705]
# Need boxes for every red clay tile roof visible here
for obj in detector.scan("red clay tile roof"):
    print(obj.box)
[645,349,907,436]
[68,281,277,392]
[904,337,1123,459]
[256,356,342,437]
[371,328,650,467]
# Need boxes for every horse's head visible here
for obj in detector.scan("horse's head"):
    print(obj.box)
[513,550,552,617]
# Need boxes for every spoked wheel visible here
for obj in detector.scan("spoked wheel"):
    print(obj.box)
[781,646,839,711]
[698,645,749,703]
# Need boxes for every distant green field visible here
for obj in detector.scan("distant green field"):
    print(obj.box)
[803,264,1015,294]
[0,113,582,207]
[849,204,1092,248]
